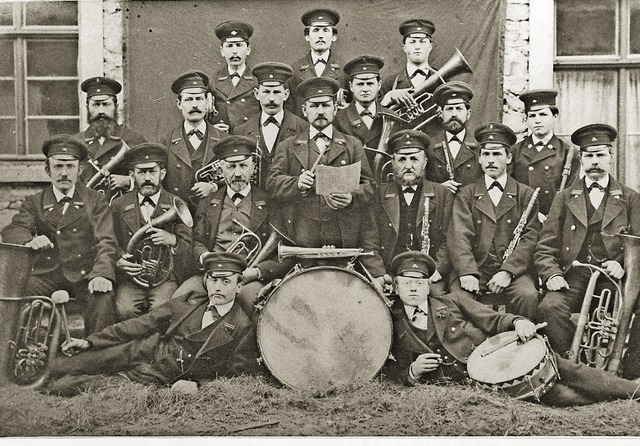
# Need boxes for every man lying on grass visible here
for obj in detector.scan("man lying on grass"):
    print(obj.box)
[382,251,640,406]
[44,252,260,396]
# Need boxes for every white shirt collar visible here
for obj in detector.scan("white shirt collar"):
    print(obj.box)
[406,62,431,77]
[446,129,466,143]
[309,125,334,140]
[226,184,252,201]
[228,65,246,77]
[137,191,161,206]
[585,174,610,190]
[404,302,429,320]
[484,173,508,189]
[261,110,284,125]
[52,186,75,202]
[183,120,207,135]
[355,102,376,116]
[210,300,234,317]
[531,134,553,146]
[312,50,330,64]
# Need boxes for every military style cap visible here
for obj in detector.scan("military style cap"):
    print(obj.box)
[202,251,247,277]
[519,89,558,112]
[81,77,122,98]
[399,19,436,39]
[433,81,474,107]
[171,70,209,94]
[571,124,617,151]
[213,135,256,162]
[42,134,88,161]
[301,8,340,26]
[215,20,253,42]
[124,143,168,168]
[388,129,431,154]
[474,122,517,148]
[390,251,436,278]
[344,55,384,79]
[297,77,340,101]
[252,62,294,85]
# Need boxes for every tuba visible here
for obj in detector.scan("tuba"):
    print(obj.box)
[126,196,193,288]
[388,48,473,130]
[86,140,132,193]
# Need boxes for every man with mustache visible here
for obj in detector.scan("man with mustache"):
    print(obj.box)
[208,20,260,133]
[447,123,541,319]
[535,124,640,378]
[376,130,454,296]
[2,135,118,335]
[511,89,580,220]
[160,71,227,214]
[75,77,146,202]
[287,8,347,117]
[426,81,479,193]
[110,143,193,321]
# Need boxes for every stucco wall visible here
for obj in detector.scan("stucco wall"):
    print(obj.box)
[503,0,530,138]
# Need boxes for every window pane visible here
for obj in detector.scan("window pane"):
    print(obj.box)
[25,1,77,26]
[27,80,78,115]
[27,40,78,77]
[0,40,13,76]
[631,0,640,54]
[0,119,17,154]
[0,3,12,26]
[0,80,14,115]
[556,0,616,56]
[626,69,640,190]
[27,119,79,154]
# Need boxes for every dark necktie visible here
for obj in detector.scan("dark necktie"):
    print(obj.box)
[360,109,374,118]
[411,69,426,78]
[263,116,280,127]
[535,141,545,147]
[412,306,427,321]
[206,304,220,317]
[488,181,504,192]
[58,196,72,206]
[230,72,240,79]
[187,129,204,140]
[402,187,416,194]
[449,135,461,144]
[140,196,156,207]
[314,58,327,66]
[588,182,604,192]
[231,192,244,203]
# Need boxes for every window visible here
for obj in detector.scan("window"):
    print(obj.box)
[0,1,79,157]
[554,0,640,189]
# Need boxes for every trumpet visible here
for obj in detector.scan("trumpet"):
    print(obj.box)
[278,244,373,262]
[227,219,262,264]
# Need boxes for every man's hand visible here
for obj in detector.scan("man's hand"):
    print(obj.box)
[514,319,537,342]
[459,275,479,293]
[323,193,352,209]
[109,174,131,191]
[242,267,261,283]
[61,337,91,356]
[381,88,416,108]
[372,276,385,294]
[602,260,625,280]
[298,170,315,191]
[145,227,177,247]
[441,179,462,194]
[546,275,569,291]
[191,182,218,199]
[117,254,142,276]
[410,353,441,377]
[25,235,54,250]
[171,380,199,395]
[487,271,512,295]
[88,277,113,293]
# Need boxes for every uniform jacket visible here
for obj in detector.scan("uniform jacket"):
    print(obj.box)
[426,130,480,187]
[2,184,117,283]
[534,176,640,283]
[110,189,194,283]
[192,185,289,281]
[233,111,308,190]
[510,134,580,215]
[159,122,227,210]
[209,65,260,132]
[448,176,541,280]
[333,102,398,150]
[383,292,518,384]
[85,291,259,384]
[377,180,454,275]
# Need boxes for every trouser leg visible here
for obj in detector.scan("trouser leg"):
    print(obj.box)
[236,280,264,317]
[622,309,640,380]
[502,275,540,319]
[114,281,148,321]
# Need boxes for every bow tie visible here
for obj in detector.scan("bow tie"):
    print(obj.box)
[360,109,374,118]
[314,58,327,66]
[535,140,545,147]
[231,192,245,203]
[412,306,427,321]
[140,196,156,207]
[402,187,416,194]
[263,116,280,127]
[187,128,204,140]
[588,182,605,192]
[230,72,240,78]
[411,69,426,78]
[449,135,462,144]
[488,181,504,192]
[58,196,72,205]
[314,132,329,141]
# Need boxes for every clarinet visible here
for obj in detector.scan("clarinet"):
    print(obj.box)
[558,144,576,192]
[502,187,540,260]
[441,141,455,181]
[421,196,431,254]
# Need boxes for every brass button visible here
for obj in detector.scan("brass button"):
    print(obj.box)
[244,117,248,121]
[451,327,456,332]
[565,247,570,251]
[174,187,179,191]
[72,228,77,233]
[56,230,61,235]
[388,223,392,227]
[77,254,82,258]
[240,98,246,103]
[476,220,481,224]
[506,219,512,224]
[176,164,181,168]
[544,165,550,171]
[466,164,471,169]
[544,190,550,194]
[528,166,534,172]
[226,100,230,104]
[81,270,86,275]
[571,225,576,230]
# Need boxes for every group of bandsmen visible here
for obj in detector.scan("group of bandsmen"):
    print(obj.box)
[3,9,640,405]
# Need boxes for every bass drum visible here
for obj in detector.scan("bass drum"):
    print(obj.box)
[256,266,392,389]
[467,332,558,402]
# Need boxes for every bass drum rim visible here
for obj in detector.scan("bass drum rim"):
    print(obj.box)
[256,266,392,389]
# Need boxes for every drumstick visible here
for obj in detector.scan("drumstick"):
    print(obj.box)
[309,145,327,174]
[480,322,547,357]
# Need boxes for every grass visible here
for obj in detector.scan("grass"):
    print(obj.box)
[1,375,640,437]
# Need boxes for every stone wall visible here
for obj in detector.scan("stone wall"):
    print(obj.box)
[503,0,530,139]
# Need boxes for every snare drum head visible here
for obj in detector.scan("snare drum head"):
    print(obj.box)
[467,331,547,385]
[256,267,392,389]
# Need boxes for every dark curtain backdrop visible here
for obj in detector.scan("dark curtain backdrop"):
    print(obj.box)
[124,0,505,141]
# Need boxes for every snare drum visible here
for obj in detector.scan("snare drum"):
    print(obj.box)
[256,266,392,389]
[467,332,558,402]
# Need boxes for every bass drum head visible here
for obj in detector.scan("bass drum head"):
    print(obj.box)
[256,267,392,389]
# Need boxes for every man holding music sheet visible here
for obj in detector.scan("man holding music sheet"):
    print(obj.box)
[447,123,540,319]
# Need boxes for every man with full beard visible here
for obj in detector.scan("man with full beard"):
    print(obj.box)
[76,77,146,202]
[376,130,454,296]
[425,81,479,193]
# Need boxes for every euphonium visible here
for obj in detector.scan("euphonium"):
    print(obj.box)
[86,140,132,192]
[126,196,194,288]
[227,219,263,264]
[365,111,410,184]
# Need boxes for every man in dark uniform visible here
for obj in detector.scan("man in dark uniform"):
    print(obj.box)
[111,143,193,321]
[447,123,541,319]
[2,135,118,335]
[426,81,479,193]
[511,89,580,220]
[75,77,146,202]
[536,124,640,375]
[267,77,385,288]
[208,20,260,132]
[160,70,226,214]
[44,252,260,397]
[383,251,640,406]
[234,62,308,190]
[287,8,347,116]
[377,129,453,296]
